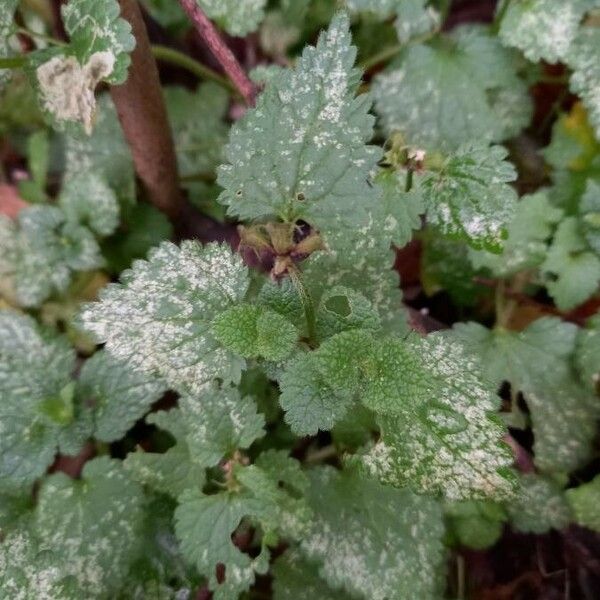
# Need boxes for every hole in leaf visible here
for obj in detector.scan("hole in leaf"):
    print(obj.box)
[325,295,351,317]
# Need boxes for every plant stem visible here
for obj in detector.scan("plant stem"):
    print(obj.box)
[15,25,67,46]
[177,0,256,106]
[359,29,438,71]
[288,265,317,348]
[151,45,240,97]
[0,56,27,69]
[492,0,512,33]
[111,0,183,219]
[305,444,337,464]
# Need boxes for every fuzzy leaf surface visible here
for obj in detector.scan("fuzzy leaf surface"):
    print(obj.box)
[469,191,563,276]
[568,27,600,139]
[58,172,120,237]
[354,333,515,500]
[212,304,299,361]
[78,350,167,442]
[566,475,600,532]
[0,311,83,493]
[61,0,136,85]
[197,0,267,36]
[179,385,265,467]
[0,205,102,307]
[80,242,249,394]
[300,467,446,600]
[498,0,587,63]
[34,457,146,597]
[541,216,600,310]
[452,318,600,473]
[420,142,518,251]
[509,474,571,534]
[124,409,205,498]
[374,26,522,149]
[218,13,382,238]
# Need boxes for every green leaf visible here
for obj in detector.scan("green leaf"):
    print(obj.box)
[579,179,600,255]
[35,457,146,597]
[566,475,600,532]
[420,142,518,251]
[302,213,408,334]
[175,489,268,598]
[452,318,600,473]
[62,0,136,85]
[347,0,440,44]
[315,285,381,340]
[80,242,249,394]
[0,205,103,307]
[180,384,265,467]
[509,474,571,534]
[498,0,587,64]
[78,349,167,442]
[576,315,600,391]
[165,84,229,181]
[541,216,600,310]
[567,26,600,139]
[124,409,205,497]
[278,330,373,435]
[0,311,85,493]
[197,0,267,36]
[0,529,78,599]
[212,304,299,361]
[446,500,507,550]
[218,12,382,239]
[272,552,348,600]
[469,190,563,277]
[63,94,135,204]
[353,333,515,500]
[0,0,20,88]
[299,466,446,600]
[375,168,424,249]
[374,26,523,150]
[59,172,120,237]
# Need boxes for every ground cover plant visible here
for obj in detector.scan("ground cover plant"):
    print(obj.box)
[1,0,600,598]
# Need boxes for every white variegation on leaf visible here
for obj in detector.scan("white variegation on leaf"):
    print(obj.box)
[353,333,516,501]
[567,26,600,139]
[420,142,518,252]
[80,241,249,394]
[35,457,146,598]
[0,311,82,493]
[35,51,116,134]
[59,172,120,237]
[197,0,267,37]
[77,350,167,443]
[299,467,446,600]
[218,12,382,239]
[451,318,600,473]
[498,0,588,64]
[0,205,103,307]
[0,0,20,88]
[374,26,524,150]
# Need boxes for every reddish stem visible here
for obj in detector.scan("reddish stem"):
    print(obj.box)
[178,0,256,106]
[111,0,183,219]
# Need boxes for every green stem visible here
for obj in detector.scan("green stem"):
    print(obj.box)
[405,168,414,193]
[439,0,452,24]
[0,55,27,69]
[288,265,317,348]
[151,45,240,97]
[15,26,67,47]
[492,0,512,33]
[359,29,438,71]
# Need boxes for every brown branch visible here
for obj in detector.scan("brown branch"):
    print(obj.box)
[178,0,256,106]
[111,0,183,219]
